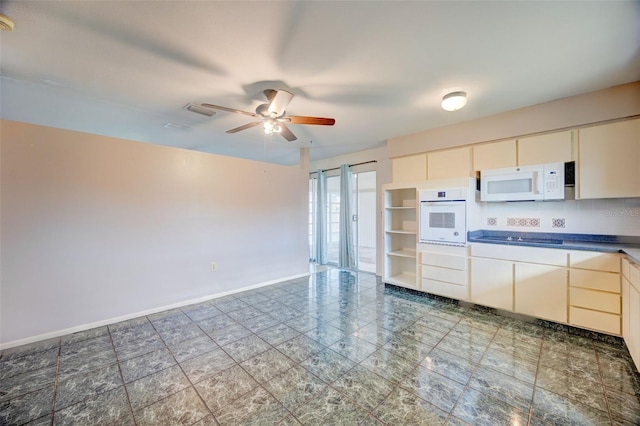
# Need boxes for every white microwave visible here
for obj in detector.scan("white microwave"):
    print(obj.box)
[480,162,567,202]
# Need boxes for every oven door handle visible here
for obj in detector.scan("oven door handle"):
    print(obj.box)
[421,201,465,206]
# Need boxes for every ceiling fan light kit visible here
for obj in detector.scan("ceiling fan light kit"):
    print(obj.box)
[441,91,468,111]
[0,13,15,31]
[201,89,335,142]
[263,120,282,135]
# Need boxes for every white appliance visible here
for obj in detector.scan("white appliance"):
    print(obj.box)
[480,162,566,202]
[419,188,467,246]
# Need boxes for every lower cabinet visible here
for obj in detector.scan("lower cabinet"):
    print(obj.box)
[419,245,469,301]
[568,251,621,335]
[470,257,514,311]
[623,257,640,370]
[515,263,567,323]
[470,244,569,314]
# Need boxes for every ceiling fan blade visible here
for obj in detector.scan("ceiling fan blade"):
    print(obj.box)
[278,123,297,142]
[268,90,294,117]
[201,103,259,117]
[226,121,262,134]
[282,116,336,126]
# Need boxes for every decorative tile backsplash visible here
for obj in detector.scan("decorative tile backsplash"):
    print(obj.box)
[507,217,541,227]
[552,218,566,228]
[476,198,640,236]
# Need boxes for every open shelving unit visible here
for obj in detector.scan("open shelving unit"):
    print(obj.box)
[383,185,418,289]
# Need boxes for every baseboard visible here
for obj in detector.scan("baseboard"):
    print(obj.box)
[0,272,310,351]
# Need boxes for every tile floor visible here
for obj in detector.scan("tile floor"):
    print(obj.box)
[2,269,640,425]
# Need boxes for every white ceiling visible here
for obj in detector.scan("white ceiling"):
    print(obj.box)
[1,1,639,165]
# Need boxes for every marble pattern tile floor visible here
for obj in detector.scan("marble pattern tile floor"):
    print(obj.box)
[2,269,640,425]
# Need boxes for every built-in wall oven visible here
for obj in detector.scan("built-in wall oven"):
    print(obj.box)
[419,188,467,246]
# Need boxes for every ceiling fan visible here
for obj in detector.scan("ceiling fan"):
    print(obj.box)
[202,89,335,142]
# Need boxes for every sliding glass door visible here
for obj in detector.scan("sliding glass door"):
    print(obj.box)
[326,175,341,265]
[355,171,376,273]
[309,169,376,272]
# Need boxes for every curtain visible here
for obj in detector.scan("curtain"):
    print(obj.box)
[314,169,328,265]
[339,164,357,269]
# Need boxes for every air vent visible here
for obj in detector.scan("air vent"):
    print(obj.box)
[164,122,189,130]
[185,103,215,117]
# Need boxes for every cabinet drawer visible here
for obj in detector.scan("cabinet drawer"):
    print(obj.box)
[569,251,620,272]
[421,278,468,301]
[421,253,467,270]
[421,265,466,285]
[569,269,620,293]
[569,306,620,335]
[570,287,621,314]
[471,244,567,266]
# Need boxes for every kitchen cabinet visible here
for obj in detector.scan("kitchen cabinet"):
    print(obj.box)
[392,153,427,184]
[419,244,469,301]
[473,139,516,171]
[578,118,640,199]
[427,147,471,180]
[470,256,513,311]
[623,257,640,370]
[383,185,418,289]
[517,130,574,165]
[470,243,568,317]
[515,263,567,323]
[568,251,621,335]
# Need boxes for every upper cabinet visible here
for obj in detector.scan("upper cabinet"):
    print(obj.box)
[578,118,640,199]
[472,130,573,172]
[473,139,516,171]
[392,153,427,183]
[427,146,471,180]
[518,130,574,166]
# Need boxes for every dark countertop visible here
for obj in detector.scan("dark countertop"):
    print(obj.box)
[468,230,640,263]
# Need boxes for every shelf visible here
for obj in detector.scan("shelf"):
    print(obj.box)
[385,272,418,288]
[386,229,416,235]
[387,248,416,258]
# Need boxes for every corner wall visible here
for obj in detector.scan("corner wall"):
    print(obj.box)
[0,120,309,347]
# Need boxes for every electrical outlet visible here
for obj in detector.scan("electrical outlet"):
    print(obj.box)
[210,262,217,272]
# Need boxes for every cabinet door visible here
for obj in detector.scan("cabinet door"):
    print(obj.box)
[517,130,573,165]
[578,118,640,199]
[515,263,567,323]
[470,257,513,311]
[629,284,640,369]
[392,154,427,184]
[623,277,630,344]
[473,140,516,171]
[427,147,471,180]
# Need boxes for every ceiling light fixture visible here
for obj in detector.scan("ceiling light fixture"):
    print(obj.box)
[0,14,15,31]
[263,120,281,135]
[441,91,467,112]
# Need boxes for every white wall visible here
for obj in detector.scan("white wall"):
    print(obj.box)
[0,120,309,347]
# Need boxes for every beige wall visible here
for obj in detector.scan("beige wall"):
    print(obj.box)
[388,81,640,158]
[0,120,309,347]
